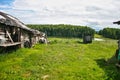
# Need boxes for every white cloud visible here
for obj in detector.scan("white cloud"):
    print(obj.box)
[0,0,120,30]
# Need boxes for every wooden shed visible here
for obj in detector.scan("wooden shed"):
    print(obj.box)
[0,11,47,49]
[83,33,93,43]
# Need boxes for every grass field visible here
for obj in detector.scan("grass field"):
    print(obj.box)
[0,37,120,80]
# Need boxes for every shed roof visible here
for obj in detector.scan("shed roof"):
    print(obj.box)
[0,11,40,34]
[113,21,120,25]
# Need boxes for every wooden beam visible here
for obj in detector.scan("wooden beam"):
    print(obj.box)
[6,30,14,43]
[0,42,21,47]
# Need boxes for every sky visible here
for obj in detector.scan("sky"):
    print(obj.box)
[0,0,120,30]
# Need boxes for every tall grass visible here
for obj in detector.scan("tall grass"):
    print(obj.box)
[0,37,119,80]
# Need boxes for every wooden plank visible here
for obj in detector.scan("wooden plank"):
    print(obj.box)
[6,30,14,43]
[0,42,21,47]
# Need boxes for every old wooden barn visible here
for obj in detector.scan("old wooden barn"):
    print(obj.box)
[0,11,47,49]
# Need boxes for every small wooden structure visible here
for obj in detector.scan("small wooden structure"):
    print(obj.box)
[83,34,93,43]
[0,11,47,49]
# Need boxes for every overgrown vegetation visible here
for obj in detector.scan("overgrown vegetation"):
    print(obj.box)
[28,24,95,38]
[99,28,120,39]
[0,37,119,80]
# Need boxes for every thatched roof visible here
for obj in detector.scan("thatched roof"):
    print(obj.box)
[113,21,120,25]
[0,11,40,34]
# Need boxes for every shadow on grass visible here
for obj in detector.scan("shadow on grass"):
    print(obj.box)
[76,40,93,44]
[95,56,120,80]
[0,46,19,54]
[76,40,84,44]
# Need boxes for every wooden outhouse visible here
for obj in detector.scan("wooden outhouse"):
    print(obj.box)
[83,33,93,43]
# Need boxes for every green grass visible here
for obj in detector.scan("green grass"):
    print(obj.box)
[0,37,120,80]
[94,34,103,38]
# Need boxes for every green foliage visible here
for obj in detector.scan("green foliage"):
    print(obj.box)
[27,24,95,38]
[99,28,120,39]
[0,37,119,80]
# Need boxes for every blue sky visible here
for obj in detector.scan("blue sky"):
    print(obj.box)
[0,0,13,5]
[0,0,120,30]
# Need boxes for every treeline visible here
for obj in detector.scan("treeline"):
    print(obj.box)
[99,27,120,39]
[27,24,95,38]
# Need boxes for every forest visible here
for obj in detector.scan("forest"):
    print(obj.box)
[28,24,95,38]
[99,28,120,39]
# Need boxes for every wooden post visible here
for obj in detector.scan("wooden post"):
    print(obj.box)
[29,33,32,47]
[18,28,22,48]
[17,28,21,42]
[3,25,7,38]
